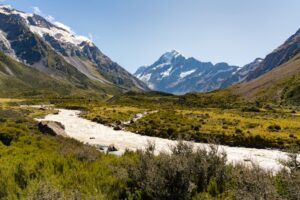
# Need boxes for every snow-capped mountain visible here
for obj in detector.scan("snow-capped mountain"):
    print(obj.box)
[0,5,148,91]
[134,50,239,94]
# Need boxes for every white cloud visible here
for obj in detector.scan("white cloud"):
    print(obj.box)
[45,15,55,22]
[30,6,91,42]
[46,15,74,33]
[32,6,41,15]
[34,8,74,34]
[88,33,93,42]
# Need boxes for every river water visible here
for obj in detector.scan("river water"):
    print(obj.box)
[37,109,294,172]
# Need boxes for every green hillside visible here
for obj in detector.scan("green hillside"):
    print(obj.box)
[232,52,300,105]
[0,51,123,98]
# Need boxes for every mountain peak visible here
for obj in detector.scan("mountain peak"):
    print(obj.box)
[0,4,33,19]
[135,51,239,94]
[254,58,263,63]
[160,50,183,63]
[0,5,148,91]
[0,4,13,10]
[0,4,92,47]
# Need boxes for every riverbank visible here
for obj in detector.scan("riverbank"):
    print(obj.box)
[36,109,297,172]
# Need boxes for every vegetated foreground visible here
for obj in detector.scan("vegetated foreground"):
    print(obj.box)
[0,98,299,199]
[39,108,292,172]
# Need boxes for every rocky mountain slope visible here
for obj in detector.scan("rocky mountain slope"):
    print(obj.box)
[0,51,116,97]
[0,5,148,94]
[232,52,300,104]
[228,28,300,104]
[245,28,300,82]
[221,58,263,88]
[134,50,239,94]
[135,28,300,95]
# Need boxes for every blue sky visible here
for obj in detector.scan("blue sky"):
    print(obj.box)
[2,0,300,72]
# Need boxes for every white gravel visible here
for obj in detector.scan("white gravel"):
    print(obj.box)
[36,109,294,172]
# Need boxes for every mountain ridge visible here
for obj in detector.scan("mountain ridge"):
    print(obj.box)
[134,50,239,94]
[0,5,148,93]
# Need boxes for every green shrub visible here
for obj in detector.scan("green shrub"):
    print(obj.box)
[0,132,14,146]
[241,106,260,112]
[267,124,281,132]
[122,142,228,200]
[235,128,243,134]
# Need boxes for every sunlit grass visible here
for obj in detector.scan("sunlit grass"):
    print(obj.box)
[81,105,147,124]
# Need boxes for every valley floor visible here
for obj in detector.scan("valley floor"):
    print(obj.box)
[38,108,291,172]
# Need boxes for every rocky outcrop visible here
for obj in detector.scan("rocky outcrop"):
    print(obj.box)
[38,121,68,137]
[107,144,118,152]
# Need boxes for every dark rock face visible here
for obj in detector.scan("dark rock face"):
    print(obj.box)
[38,121,67,137]
[134,50,239,94]
[0,13,45,64]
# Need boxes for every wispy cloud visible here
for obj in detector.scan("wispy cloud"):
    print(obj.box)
[88,33,93,42]
[30,6,93,42]
[32,6,42,15]
[46,15,73,33]
[32,6,74,34]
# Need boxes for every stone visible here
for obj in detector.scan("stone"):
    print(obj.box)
[38,121,67,137]
[113,125,122,131]
[107,144,118,152]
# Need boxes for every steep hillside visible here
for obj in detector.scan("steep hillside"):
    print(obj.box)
[134,50,239,94]
[233,52,300,104]
[245,28,300,81]
[0,5,147,92]
[0,51,118,97]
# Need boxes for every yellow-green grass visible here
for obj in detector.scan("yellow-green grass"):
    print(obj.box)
[123,107,300,149]
[178,108,300,140]
[78,97,300,149]
[0,98,24,103]
[81,104,147,124]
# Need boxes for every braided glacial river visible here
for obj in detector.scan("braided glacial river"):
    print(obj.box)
[37,109,298,172]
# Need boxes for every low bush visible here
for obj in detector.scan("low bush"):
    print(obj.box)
[241,106,260,112]
[268,124,282,132]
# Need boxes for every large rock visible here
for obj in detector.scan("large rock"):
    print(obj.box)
[38,121,68,137]
[108,144,118,152]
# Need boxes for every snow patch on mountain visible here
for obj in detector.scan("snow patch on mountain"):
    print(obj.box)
[29,25,89,46]
[179,69,196,78]
[162,50,182,62]
[161,67,173,78]
[135,50,240,94]
[136,73,151,83]
[0,5,91,47]
[0,5,33,23]
[153,63,170,70]
[0,30,19,60]
[0,30,10,49]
